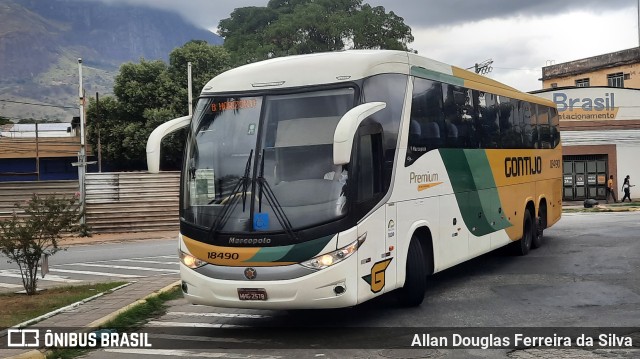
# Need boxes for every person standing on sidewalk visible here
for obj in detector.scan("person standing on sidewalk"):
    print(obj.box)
[621,175,634,202]
[606,175,617,203]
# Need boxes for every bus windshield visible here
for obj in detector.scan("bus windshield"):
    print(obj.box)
[182,88,356,234]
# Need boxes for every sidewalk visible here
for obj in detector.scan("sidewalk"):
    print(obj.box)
[563,200,640,211]
[2,230,181,358]
[3,275,180,358]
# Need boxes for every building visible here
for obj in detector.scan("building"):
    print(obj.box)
[532,47,640,201]
[0,122,94,181]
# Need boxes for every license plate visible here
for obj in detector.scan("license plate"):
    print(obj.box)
[237,288,268,301]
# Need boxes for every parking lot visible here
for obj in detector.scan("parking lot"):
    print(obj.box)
[80,211,640,358]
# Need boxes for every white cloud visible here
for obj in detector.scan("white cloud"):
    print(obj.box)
[410,9,638,91]
[84,0,640,92]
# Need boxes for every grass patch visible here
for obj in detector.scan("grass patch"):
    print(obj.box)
[0,281,127,328]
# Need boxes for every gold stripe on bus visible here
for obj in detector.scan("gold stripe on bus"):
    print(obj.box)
[451,66,518,92]
[418,182,443,191]
[182,235,296,267]
[484,148,562,240]
[451,67,555,107]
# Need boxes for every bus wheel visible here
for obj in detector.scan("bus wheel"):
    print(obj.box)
[514,209,534,256]
[532,215,544,249]
[397,236,427,307]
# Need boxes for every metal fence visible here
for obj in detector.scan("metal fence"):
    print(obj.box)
[0,180,79,222]
[0,173,180,234]
[84,172,180,233]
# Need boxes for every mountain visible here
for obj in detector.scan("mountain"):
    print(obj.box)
[0,0,223,121]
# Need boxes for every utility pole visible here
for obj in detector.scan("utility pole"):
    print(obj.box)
[96,92,102,172]
[77,58,87,225]
[35,121,40,181]
[188,62,193,116]
[72,59,96,223]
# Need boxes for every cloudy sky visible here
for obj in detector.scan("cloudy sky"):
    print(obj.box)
[91,0,640,92]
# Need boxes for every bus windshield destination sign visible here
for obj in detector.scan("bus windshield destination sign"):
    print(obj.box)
[211,99,258,112]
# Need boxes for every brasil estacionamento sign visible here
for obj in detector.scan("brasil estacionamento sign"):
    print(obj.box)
[532,87,640,121]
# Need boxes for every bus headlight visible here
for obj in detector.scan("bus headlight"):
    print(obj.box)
[179,250,206,269]
[300,233,366,270]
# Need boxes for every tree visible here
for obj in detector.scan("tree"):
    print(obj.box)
[86,41,231,171]
[113,59,178,121]
[168,40,232,112]
[219,0,414,65]
[0,195,85,295]
[0,116,13,125]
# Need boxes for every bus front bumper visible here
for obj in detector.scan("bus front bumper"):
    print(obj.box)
[180,255,359,310]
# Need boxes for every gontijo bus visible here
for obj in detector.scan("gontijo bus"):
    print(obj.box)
[147,50,562,309]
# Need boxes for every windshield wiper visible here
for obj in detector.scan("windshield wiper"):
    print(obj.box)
[209,150,253,237]
[256,149,299,242]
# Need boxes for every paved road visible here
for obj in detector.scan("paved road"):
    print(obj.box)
[84,212,640,358]
[0,239,178,292]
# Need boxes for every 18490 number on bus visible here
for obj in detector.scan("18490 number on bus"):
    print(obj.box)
[208,252,240,260]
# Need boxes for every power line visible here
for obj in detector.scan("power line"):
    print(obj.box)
[0,98,76,109]
[493,66,540,71]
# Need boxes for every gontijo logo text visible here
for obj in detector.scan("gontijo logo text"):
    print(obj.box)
[505,156,542,178]
[553,92,618,120]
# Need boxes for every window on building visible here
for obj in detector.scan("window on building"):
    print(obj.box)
[607,72,624,88]
[550,83,558,88]
[575,78,590,87]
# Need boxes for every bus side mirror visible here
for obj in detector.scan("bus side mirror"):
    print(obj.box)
[333,102,386,165]
[146,115,191,173]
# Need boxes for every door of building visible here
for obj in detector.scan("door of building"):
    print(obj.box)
[563,155,607,201]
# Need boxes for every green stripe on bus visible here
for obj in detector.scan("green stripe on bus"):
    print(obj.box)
[464,150,512,231]
[440,149,506,236]
[276,235,334,262]
[247,244,295,263]
[463,150,496,189]
[411,66,464,87]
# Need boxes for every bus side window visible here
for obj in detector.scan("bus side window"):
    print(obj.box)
[550,107,560,148]
[406,78,445,166]
[498,96,518,148]
[477,92,500,148]
[536,105,552,149]
[357,128,383,204]
[522,102,535,149]
[443,84,473,148]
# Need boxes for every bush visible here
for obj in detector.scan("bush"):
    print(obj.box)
[0,194,86,295]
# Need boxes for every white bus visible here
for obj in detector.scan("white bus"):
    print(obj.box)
[147,50,562,309]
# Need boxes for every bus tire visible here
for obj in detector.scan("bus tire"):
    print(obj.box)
[531,216,543,249]
[514,209,534,256]
[397,236,427,307]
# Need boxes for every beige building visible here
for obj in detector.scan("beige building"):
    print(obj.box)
[533,47,640,201]
[541,47,640,89]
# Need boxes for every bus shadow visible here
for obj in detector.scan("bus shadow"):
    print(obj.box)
[271,239,556,326]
